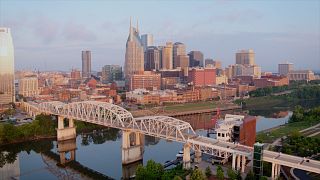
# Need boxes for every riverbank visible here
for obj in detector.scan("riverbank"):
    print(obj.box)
[131,101,241,117]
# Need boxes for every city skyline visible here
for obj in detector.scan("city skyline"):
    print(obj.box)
[1,0,319,72]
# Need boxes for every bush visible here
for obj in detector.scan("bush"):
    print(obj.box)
[205,166,212,178]
[216,165,224,180]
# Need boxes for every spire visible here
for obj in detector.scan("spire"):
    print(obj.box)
[130,16,132,29]
[129,17,133,41]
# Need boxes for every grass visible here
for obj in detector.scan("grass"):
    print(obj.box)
[256,121,318,143]
[241,96,287,109]
[164,101,217,112]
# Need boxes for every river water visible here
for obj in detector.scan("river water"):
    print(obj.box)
[0,110,292,180]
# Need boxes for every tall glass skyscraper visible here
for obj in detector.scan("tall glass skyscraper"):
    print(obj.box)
[124,19,144,79]
[0,27,15,104]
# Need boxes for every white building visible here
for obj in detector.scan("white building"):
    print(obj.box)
[18,77,39,97]
[278,62,294,75]
[141,34,154,51]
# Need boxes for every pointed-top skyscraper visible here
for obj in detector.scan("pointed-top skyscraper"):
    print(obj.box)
[124,18,144,80]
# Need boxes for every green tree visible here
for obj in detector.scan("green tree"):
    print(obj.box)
[227,168,237,180]
[205,166,212,178]
[245,170,254,180]
[216,165,224,180]
[260,176,268,180]
[135,164,147,180]
[173,176,182,180]
[190,169,205,180]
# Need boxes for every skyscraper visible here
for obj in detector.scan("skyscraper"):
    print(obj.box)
[145,46,160,71]
[141,34,154,51]
[236,49,255,65]
[82,50,91,78]
[124,19,144,79]
[188,51,203,67]
[0,27,15,104]
[161,42,173,70]
[173,42,186,68]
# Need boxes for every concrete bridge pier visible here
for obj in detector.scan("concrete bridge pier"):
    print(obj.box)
[183,143,191,169]
[232,153,246,173]
[122,130,144,165]
[57,139,77,165]
[57,116,76,141]
[194,150,202,163]
[271,163,281,179]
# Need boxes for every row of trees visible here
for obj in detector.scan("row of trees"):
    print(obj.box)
[289,106,320,123]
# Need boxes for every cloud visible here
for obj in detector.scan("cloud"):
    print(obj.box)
[32,15,60,44]
[62,22,97,42]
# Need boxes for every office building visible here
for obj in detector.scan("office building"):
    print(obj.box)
[188,68,216,86]
[141,34,153,51]
[124,19,144,79]
[71,69,81,80]
[82,50,91,78]
[205,59,214,67]
[288,70,315,81]
[213,60,222,69]
[145,46,161,71]
[188,51,203,67]
[161,42,173,70]
[278,62,294,75]
[0,27,15,104]
[18,76,39,97]
[236,49,255,65]
[173,42,186,68]
[129,71,161,91]
[101,65,123,84]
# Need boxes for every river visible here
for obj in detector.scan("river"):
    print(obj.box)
[0,109,292,179]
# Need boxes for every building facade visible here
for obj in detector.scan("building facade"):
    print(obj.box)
[188,68,216,86]
[278,62,294,75]
[188,51,203,67]
[161,42,173,70]
[141,34,154,51]
[288,70,315,81]
[173,42,186,68]
[82,50,91,78]
[145,46,160,71]
[18,76,39,97]
[0,27,15,104]
[101,65,123,84]
[124,20,144,79]
[129,71,161,91]
[236,49,255,65]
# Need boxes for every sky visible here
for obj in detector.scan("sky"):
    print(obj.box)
[1,0,320,72]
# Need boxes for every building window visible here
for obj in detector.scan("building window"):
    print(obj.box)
[218,133,221,137]
[222,133,225,137]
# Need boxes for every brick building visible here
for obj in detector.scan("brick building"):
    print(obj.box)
[188,68,216,86]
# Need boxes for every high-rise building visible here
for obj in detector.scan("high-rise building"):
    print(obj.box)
[278,62,294,75]
[205,59,214,67]
[173,42,186,68]
[188,51,203,67]
[18,76,39,97]
[213,60,222,69]
[82,50,91,78]
[101,65,123,84]
[145,46,160,71]
[141,34,154,51]
[175,55,189,69]
[236,49,255,65]
[0,27,15,104]
[161,42,173,70]
[124,19,144,79]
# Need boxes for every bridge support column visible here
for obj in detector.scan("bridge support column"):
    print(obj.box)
[236,154,241,171]
[57,139,77,165]
[122,130,144,165]
[241,155,246,173]
[232,153,236,170]
[194,150,202,163]
[271,163,280,179]
[183,143,191,169]
[57,116,76,141]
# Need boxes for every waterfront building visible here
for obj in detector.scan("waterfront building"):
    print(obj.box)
[124,19,144,79]
[236,49,255,65]
[141,34,153,51]
[129,71,161,91]
[0,27,15,104]
[173,42,186,68]
[187,68,216,86]
[101,65,123,84]
[82,50,91,78]
[188,51,203,67]
[253,75,289,88]
[18,76,39,97]
[161,42,173,70]
[145,46,161,71]
[278,62,294,76]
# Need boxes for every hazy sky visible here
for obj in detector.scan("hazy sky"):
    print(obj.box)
[1,0,320,72]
